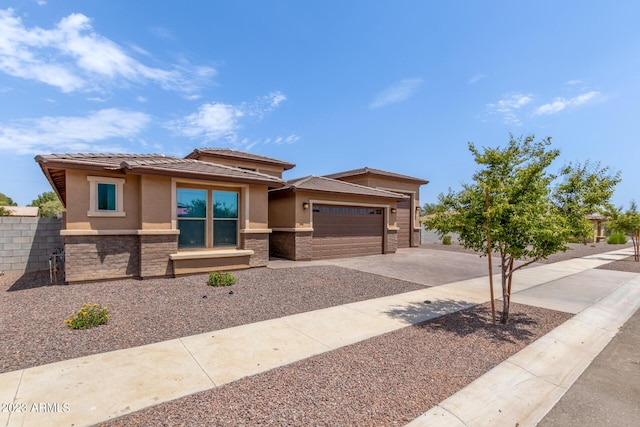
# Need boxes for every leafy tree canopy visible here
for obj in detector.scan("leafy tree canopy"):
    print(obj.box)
[29,191,65,218]
[420,203,438,216]
[607,201,640,261]
[0,192,17,206]
[423,134,621,323]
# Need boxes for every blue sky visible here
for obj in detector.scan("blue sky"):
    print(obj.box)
[1,1,638,207]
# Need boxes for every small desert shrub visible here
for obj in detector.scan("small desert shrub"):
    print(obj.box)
[607,233,627,244]
[64,303,110,330]
[442,235,452,245]
[207,271,236,287]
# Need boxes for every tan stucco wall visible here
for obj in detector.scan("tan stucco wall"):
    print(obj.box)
[141,175,172,230]
[65,170,141,230]
[336,175,421,194]
[195,154,286,178]
[247,185,269,229]
[268,194,296,228]
[269,191,400,229]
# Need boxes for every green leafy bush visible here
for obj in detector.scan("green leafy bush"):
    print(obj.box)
[442,235,452,245]
[607,232,627,244]
[64,303,110,330]
[207,271,236,287]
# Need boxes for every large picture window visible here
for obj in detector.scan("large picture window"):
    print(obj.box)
[177,189,207,249]
[176,188,239,249]
[213,191,238,247]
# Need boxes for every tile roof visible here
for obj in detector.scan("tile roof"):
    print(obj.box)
[35,153,285,185]
[185,148,295,169]
[270,175,408,199]
[325,167,429,184]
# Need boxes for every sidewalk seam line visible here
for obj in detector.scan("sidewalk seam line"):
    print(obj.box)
[4,369,25,427]
[178,339,218,388]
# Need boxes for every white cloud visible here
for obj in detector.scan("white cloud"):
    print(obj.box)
[534,91,599,115]
[486,93,533,125]
[167,92,288,143]
[468,74,486,84]
[167,103,242,141]
[0,8,215,95]
[369,78,422,108]
[0,108,151,154]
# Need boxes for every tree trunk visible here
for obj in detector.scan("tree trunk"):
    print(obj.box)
[500,254,510,324]
[634,231,639,262]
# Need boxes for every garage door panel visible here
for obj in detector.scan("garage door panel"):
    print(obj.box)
[312,204,384,259]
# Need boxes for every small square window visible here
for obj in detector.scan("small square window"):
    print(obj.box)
[97,183,116,211]
[87,176,125,217]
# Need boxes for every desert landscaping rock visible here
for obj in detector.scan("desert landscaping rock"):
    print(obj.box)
[0,266,425,373]
[98,303,571,426]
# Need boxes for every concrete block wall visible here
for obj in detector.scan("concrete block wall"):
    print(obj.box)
[0,217,63,275]
[421,226,460,244]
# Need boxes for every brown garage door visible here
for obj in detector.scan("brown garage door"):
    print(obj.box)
[312,204,384,259]
[397,199,411,248]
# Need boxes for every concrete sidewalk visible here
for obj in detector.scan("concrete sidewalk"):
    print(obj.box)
[1,247,638,427]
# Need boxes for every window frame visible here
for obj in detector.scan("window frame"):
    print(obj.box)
[175,186,241,250]
[87,176,126,217]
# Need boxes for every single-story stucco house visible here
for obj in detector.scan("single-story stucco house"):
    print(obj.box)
[36,148,427,283]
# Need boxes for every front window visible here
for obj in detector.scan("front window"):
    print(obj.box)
[97,183,116,211]
[177,189,207,249]
[213,191,238,247]
[87,176,125,217]
[176,188,239,249]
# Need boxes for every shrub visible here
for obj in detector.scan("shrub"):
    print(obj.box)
[64,303,110,330]
[607,232,628,244]
[207,271,236,287]
[442,235,452,245]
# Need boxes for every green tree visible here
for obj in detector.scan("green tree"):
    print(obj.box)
[0,192,17,206]
[0,206,11,216]
[29,191,65,218]
[423,135,620,324]
[420,203,438,216]
[608,201,640,261]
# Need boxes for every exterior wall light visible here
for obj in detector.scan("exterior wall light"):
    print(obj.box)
[302,202,310,210]
[390,208,397,213]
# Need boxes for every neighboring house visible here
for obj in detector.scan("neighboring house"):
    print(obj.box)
[36,148,427,283]
[3,206,40,217]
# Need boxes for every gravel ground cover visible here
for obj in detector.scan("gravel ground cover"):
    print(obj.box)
[0,266,425,374]
[99,302,571,426]
[3,244,637,425]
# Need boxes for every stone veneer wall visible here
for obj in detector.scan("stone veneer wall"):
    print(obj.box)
[0,217,63,275]
[240,232,270,267]
[139,234,177,278]
[269,230,312,261]
[412,229,421,247]
[64,235,140,282]
[386,229,398,254]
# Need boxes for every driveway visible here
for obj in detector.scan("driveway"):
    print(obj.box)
[270,247,497,286]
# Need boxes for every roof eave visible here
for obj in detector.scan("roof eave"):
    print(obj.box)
[123,166,285,188]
